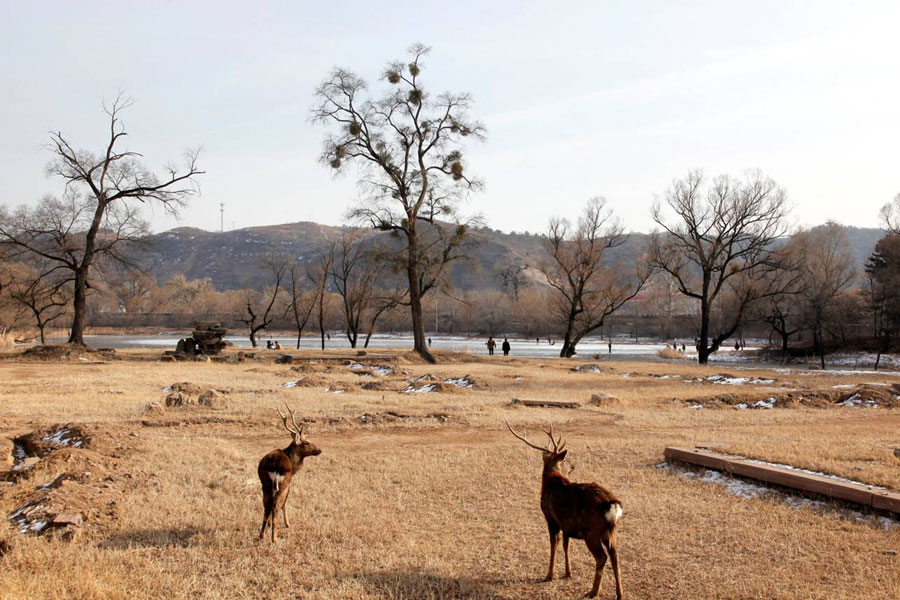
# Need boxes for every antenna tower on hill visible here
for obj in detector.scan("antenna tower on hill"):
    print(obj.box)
[219,202,224,232]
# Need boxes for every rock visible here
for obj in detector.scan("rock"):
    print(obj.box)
[894,448,900,459]
[169,382,203,395]
[0,538,10,557]
[51,512,83,528]
[356,350,367,356]
[138,402,164,414]
[226,354,243,364]
[198,390,226,409]
[275,354,293,364]
[590,393,620,406]
[165,392,188,408]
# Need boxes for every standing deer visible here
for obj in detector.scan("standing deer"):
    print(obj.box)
[257,403,321,542]
[506,421,624,599]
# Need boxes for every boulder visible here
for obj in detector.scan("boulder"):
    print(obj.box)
[590,393,620,406]
[198,390,226,409]
[169,382,203,395]
[275,354,293,364]
[51,511,83,528]
[165,392,188,408]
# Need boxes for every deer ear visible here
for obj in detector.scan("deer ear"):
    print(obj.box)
[559,450,568,460]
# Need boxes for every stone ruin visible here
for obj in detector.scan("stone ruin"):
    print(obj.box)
[169,321,228,357]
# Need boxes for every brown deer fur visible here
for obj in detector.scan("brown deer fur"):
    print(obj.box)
[507,421,624,599]
[257,404,321,542]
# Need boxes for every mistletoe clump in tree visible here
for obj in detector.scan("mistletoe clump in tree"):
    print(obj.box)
[312,43,484,362]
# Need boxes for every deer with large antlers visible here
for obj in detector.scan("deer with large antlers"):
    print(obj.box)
[506,421,624,599]
[257,403,321,542]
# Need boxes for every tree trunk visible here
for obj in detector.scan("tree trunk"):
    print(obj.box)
[295,329,303,350]
[249,331,258,348]
[698,300,711,365]
[406,232,435,363]
[68,268,89,345]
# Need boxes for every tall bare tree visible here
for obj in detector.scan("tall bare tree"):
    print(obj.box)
[865,233,900,368]
[329,233,379,348]
[2,258,70,343]
[648,171,790,364]
[313,43,484,363]
[307,251,334,351]
[285,259,316,349]
[240,256,287,348]
[540,198,649,358]
[794,224,856,369]
[0,95,202,345]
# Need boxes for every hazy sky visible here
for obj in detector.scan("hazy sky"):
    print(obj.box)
[2,1,898,234]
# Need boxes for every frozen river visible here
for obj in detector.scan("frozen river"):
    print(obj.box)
[61,333,752,361]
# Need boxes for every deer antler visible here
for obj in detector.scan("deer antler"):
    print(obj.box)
[505,420,550,452]
[277,402,305,439]
[540,423,566,453]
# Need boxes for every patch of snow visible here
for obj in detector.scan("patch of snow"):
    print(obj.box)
[402,384,436,394]
[690,404,704,409]
[751,398,776,409]
[736,403,749,409]
[837,394,879,408]
[43,428,80,447]
[444,377,473,388]
[283,379,303,388]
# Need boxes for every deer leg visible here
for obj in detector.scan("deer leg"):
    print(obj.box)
[271,490,286,543]
[258,490,273,540]
[585,538,608,598]
[562,534,571,578]
[545,526,561,582]
[604,535,624,600]
[281,486,291,528]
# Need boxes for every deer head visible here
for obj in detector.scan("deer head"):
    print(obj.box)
[506,420,568,474]
[278,403,322,466]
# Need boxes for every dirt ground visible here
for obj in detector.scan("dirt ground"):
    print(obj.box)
[1,348,898,599]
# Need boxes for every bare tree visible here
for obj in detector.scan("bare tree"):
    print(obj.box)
[2,258,70,343]
[329,233,380,348]
[881,192,900,234]
[540,198,649,358]
[285,259,316,349]
[240,256,287,348]
[794,224,855,369]
[307,251,334,351]
[312,43,484,363]
[0,95,202,345]
[648,170,790,364]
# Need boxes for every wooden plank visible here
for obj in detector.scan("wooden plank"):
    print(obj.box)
[511,398,580,409]
[873,491,900,513]
[665,446,899,515]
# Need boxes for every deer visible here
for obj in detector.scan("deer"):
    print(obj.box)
[506,420,624,599]
[257,403,321,542]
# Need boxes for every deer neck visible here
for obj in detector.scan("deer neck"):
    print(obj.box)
[541,464,566,486]
[283,445,305,471]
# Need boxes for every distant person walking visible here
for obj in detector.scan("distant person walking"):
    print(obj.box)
[486,337,496,356]
[502,338,511,356]
[428,337,432,347]
[608,340,612,354]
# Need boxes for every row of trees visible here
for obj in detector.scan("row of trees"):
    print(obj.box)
[2,45,900,365]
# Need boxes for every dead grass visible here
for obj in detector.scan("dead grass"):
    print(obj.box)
[1,350,898,599]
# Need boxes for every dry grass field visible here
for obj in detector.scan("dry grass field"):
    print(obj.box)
[1,347,898,599]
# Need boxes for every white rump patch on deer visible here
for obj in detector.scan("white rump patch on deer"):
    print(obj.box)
[268,472,284,492]
[605,503,623,524]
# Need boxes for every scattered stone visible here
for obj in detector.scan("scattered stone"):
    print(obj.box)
[136,402,164,414]
[275,354,293,364]
[51,511,83,528]
[226,354,243,364]
[165,392,188,408]
[590,393,620,406]
[165,382,203,395]
[198,390,226,408]
[894,448,900,459]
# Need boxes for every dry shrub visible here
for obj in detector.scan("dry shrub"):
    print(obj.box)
[657,346,685,360]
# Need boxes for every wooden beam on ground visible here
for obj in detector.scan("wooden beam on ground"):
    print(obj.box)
[511,398,580,409]
[664,447,900,516]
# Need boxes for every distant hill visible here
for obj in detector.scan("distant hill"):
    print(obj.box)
[138,222,885,291]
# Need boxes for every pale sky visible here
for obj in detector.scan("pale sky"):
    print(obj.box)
[2,1,898,234]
